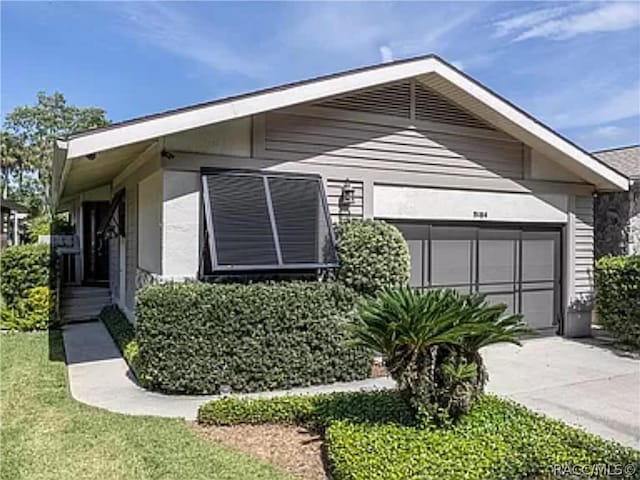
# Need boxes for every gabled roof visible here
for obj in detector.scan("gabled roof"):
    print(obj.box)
[54,54,629,203]
[592,145,640,180]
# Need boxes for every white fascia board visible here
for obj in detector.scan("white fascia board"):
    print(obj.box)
[63,55,628,191]
[65,57,440,159]
[430,63,629,191]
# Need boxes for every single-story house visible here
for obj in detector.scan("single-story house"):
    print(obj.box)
[593,145,639,257]
[52,55,628,337]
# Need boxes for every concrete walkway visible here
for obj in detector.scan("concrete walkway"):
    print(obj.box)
[63,321,639,448]
[63,321,394,420]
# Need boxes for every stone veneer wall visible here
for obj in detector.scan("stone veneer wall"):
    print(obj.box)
[595,182,640,258]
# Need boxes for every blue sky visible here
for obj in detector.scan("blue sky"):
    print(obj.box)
[2,1,639,151]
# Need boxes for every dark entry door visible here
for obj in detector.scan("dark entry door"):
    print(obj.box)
[83,202,110,283]
[394,222,562,331]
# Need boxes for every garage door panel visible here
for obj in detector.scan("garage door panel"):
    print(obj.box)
[522,231,559,282]
[478,230,519,284]
[406,240,423,287]
[521,290,555,329]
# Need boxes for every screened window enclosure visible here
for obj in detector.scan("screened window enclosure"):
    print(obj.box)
[394,223,562,330]
[201,170,338,272]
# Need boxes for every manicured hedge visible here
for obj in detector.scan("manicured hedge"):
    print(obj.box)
[198,392,640,480]
[99,306,147,386]
[334,220,410,296]
[198,391,412,429]
[1,244,54,331]
[595,256,640,347]
[1,244,52,308]
[136,282,371,394]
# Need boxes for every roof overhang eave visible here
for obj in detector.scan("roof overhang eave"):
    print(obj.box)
[59,55,629,194]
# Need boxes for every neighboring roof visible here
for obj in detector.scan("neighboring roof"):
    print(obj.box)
[53,54,629,202]
[1,198,28,213]
[592,145,640,180]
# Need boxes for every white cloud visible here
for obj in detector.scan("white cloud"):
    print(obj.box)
[576,123,640,151]
[517,3,640,41]
[494,3,640,42]
[284,2,483,60]
[117,3,268,79]
[493,6,568,38]
[534,83,640,129]
[379,46,394,63]
[592,125,627,139]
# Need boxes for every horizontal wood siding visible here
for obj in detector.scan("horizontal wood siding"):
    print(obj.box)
[326,179,364,221]
[260,107,524,182]
[574,195,594,296]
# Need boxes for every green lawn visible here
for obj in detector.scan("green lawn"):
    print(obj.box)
[0,330,290,480]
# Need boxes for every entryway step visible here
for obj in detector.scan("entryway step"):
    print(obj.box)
[61,286,111,324]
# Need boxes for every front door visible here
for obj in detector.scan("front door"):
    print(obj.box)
[82,202,110,283]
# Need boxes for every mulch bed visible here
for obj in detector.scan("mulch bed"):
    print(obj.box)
[193,423,330,480]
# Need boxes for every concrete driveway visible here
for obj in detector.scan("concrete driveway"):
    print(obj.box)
[483,336,640,449]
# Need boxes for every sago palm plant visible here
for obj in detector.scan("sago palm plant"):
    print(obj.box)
[349,287,529,422]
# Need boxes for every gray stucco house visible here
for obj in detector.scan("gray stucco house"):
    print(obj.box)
[51,55,629,337]
[593,145,640,258]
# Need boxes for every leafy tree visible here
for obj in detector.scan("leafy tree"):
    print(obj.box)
[349,287,529,423]
[1,91,109,215]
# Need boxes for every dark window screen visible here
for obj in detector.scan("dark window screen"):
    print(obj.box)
[202,171,337,271]
[205,174,278,266]
[269,176,334,264]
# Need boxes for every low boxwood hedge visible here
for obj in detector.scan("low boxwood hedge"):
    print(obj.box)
[99,306,147,386]
[595,256,640,347]
[197,392,640,480]
[198,390,413,429]
[136,281,371,394]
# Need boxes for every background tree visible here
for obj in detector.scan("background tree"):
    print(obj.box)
[1,91,109,215]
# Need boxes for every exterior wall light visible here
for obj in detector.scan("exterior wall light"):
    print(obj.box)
[340,179,356,210]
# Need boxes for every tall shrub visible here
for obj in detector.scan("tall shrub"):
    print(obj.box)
[136,282,371,394]
[1,244,52,308]
[334,219,410,296]
[595,256,640,347]
[0,244,54,331]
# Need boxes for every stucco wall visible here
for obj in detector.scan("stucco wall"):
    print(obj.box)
[137,170,163,274]
[373,185,568,223]
[162,170,201,279]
